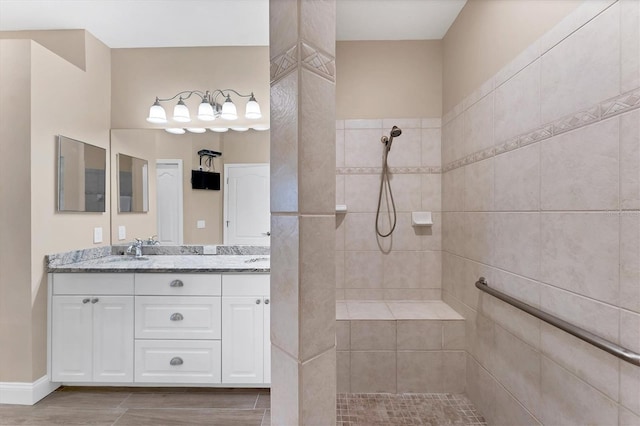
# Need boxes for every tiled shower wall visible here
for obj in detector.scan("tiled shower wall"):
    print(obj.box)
[335,118,442,300]
[441,1,640,425]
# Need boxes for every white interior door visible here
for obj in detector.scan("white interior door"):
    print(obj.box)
[156,160,183,245]
[224,163,270,245]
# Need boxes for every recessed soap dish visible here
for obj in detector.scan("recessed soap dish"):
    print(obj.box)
[336,204,348,213]
[411,211,433,226]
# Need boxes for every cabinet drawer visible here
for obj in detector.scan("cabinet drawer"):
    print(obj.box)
[135,274,221,296]
[135,296,221,339]
[222,274,270,296]
[135,340,221,383]
[53,273,134,295]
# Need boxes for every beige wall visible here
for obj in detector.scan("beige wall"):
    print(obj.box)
[0,40,33,382]
[442,0,581,113]
[0,29,86,70]
[110,46,270,129]
[0,32,111,382]
[336,40,442,119]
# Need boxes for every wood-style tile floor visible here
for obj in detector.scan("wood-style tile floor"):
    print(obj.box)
[0,388,486,425]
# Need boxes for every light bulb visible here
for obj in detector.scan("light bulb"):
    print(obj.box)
[209,127,229,133]
[186,128,206,133]
[231,126,249,132]
[245,94,262,119]
[173,99,191,122]
[251,124,270,131]
[165,128,186,134]
[220,95,238,120]
[147,99,167,124]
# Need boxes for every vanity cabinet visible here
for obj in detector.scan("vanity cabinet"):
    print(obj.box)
[221,274,270,384]
[51,274,134,383]
[49,271,270,386]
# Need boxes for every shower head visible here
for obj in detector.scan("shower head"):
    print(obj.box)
[382,126,403,151]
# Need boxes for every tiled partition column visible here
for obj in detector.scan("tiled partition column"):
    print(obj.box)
[269,1,337,424]
[335,118,442,300]
[441,1,640,425]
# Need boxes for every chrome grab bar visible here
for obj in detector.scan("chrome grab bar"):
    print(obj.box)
[475,277,640,367]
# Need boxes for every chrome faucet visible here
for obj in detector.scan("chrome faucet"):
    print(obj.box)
[145,235,160,245]
[126,238,144,257]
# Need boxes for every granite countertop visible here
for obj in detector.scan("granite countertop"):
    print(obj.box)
[48,255,270,273]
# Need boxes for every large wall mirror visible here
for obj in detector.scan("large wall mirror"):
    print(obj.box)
[57,135,106,212]
[117,153,149,213]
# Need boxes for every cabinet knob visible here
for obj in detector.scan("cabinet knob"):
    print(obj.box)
[91,298,99,304]
[170,313,184,321]
[82,298,91,304]
[170,357,183,366]
[256,299,261,304]
[264,299,270,305]
[170,280,184,287]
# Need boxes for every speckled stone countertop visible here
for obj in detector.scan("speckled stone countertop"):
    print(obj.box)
[48,255,270,273]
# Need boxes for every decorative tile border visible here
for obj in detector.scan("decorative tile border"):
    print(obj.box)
[301,41,335,82]
[443,87,640,173]
[270,44,298,84]
[270,40,336,85]
[337,166,442,175]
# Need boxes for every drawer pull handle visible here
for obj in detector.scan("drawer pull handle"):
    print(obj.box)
[256,299,261,304]
[91,298,99,304]
[264,299,269,305]
[170,280,184,287]
[170,357,183,366]
[170,313,184,321]
[82,298,91,304]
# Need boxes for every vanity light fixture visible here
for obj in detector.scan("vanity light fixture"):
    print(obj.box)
[186,127,206,134]
[165,128,186,135]
[146,89,262,124]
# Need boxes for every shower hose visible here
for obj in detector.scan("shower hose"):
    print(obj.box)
[375,144,396,237]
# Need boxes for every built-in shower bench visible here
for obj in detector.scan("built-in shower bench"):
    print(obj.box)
[336,300,466,394]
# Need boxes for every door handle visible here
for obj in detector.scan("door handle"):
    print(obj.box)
[82,298,91,304]
[91,298,99,304]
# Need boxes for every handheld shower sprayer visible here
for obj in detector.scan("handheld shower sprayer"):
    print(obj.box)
[381,126,402,151]
[376,126,403,237]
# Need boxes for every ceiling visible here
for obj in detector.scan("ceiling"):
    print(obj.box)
[0,0,466,48]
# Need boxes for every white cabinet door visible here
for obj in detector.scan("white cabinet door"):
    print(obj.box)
[263,297,271,384]
[221,297,264,383]
[51,296,93,382]
[92,296,134,382]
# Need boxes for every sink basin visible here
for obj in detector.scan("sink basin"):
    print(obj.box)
[108,256,149,262]
[245,257,269,263]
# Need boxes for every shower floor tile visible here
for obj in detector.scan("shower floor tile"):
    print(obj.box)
[337,393,487,426]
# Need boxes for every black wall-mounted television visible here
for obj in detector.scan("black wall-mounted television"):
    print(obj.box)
[191,170,220,190]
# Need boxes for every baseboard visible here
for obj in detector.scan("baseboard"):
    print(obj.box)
[0,376,60,405]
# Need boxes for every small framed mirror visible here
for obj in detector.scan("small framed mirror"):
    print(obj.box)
[117,153,149,213]
[57,135,106,212]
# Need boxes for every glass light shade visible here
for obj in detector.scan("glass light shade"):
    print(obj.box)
[209,127,229,133]
[165,128,186,135]
[245,95,262,119]
[186,127,206,133]
[173,99,191,122]
[230,126,249,132]
[197,101,215,121]
[220,96,238,120]
[147,101,167,124]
